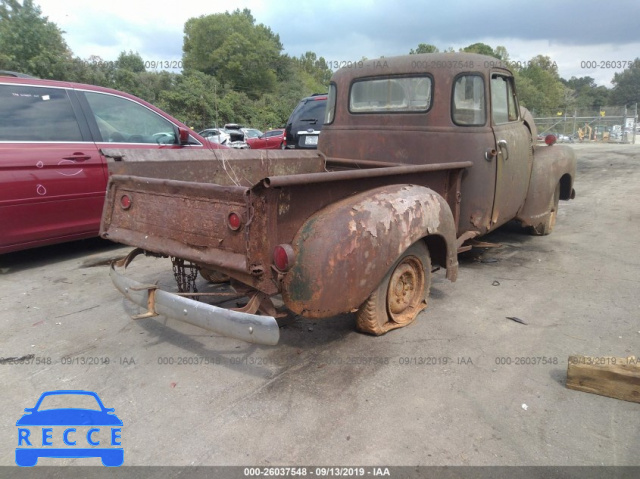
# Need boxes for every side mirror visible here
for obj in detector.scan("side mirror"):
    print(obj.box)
[178,127,190,146]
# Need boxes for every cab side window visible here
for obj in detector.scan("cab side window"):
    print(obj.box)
[0,85,83,141]
[491,75,518,124]
[83,91,177,144]
[452,75,485,126]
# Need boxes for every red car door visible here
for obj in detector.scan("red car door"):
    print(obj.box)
[0,84,106,253]
[79,90,212,160]
[264,130,285,149]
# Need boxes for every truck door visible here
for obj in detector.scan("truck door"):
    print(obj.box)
[490,74,532,228]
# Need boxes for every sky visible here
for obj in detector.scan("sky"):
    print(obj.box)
[36,0,640,87]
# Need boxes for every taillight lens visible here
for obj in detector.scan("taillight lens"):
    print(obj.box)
[273,244,294,271]
[120,194,132,210]
[545,134,557,146]
[228,212,243,231]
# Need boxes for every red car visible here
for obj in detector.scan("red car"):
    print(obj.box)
[0,76,226,254]
[244,128,286,149]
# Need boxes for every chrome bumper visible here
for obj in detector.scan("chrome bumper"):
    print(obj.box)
[110,265,280,345]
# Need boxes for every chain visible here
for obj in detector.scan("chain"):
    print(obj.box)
[171,257,199,300]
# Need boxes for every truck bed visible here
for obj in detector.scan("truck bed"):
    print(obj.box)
[100,148,470,293]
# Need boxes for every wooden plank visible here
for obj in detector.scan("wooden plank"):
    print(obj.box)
[566,355,640,403]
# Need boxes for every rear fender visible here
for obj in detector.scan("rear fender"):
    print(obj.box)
[282,184,458,318]
[517,144,576,226]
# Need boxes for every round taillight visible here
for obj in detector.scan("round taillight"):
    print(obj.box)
[545,134,557,146]
[273,244,294,272]
[120,194,132,210]
[228,212,243,231]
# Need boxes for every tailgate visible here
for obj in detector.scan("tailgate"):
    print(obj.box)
[99,148,324,272]
[101,175,250,271]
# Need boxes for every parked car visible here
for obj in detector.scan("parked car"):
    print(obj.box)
[284,94,327,149]
[198,128,230,145]
[263,128,286,149]
[243,128,286,149]
[0,75,227,254]
[221,124,250,149]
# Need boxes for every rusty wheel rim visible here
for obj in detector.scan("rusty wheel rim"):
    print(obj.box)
[386,256,425,325]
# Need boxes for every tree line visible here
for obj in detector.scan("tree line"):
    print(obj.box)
[1,1,639,131]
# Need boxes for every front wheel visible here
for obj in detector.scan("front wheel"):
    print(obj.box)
[356,242,431,335]
[530,183,560,236]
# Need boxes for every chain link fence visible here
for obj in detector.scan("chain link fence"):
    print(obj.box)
[533,104,638,144]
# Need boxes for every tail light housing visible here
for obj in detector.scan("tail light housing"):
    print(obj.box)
[228,212,243,231]
[273,244,294,271]
[545,134,557,146]
[120,194,132,210]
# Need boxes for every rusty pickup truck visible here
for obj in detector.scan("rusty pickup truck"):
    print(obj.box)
[100,53,576,345]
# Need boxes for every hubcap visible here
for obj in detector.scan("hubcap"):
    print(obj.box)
[387,256,425,324]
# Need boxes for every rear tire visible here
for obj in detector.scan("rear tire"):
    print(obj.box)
[530,183,560,236]
[356,242,431,335]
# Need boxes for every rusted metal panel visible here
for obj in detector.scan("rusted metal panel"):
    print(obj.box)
[281,184,458,318]
[516,144,577,227]
[261,161,472,189]
[101,175,249,272]
[101,148,325,186]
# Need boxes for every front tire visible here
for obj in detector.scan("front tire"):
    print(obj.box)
[356,242,431,335]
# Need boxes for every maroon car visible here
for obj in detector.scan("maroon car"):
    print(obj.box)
[244,128,286,149]
[0,76,226,254]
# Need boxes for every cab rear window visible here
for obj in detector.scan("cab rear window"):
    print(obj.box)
[349,76,432,113]
[0,85,82,141]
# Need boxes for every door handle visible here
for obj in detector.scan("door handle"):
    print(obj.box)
[497,140,509,161]
[62,153,92,162]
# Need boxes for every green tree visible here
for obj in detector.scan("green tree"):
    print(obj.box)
[156,70,219,130]
[117,50,145,73]
[183,8,282,98]
[515,55,564,115]
[0,0,72,78]
[610,59,640,106]
[460,42,500,59]
[409,43,439,54]
[563,76,610,110]
[296,51,331,85]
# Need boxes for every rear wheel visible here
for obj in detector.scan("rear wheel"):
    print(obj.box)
[356,242,431,335]
[530,183,560,236]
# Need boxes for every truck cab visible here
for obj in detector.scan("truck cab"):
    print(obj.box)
[321,53,575,237]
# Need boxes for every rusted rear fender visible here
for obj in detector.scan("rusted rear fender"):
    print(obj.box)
[517,144,576,226]
[281,184,458,318]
